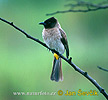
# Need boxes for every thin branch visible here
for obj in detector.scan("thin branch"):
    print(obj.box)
[0,17,108,99]
[97,66,108,72]
[46,1,108,16]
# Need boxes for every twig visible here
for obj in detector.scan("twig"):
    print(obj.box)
[0,17,108,99]
[97,66,108,72]
[46,1,108,16]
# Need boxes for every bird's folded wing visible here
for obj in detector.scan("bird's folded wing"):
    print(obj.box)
[59,28,69,58]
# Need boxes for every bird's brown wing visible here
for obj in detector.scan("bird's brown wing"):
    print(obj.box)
[59,28,69,58]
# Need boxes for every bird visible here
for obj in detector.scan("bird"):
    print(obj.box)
[39,17,69,82]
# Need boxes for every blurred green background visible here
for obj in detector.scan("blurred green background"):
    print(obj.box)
[0,0,108,100]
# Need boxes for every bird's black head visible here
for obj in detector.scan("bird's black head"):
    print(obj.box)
[39,17,57,29]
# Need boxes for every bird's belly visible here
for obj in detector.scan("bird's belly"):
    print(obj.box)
[44,36,65,54]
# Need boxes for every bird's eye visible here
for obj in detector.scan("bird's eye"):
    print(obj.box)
[48,22,51,24]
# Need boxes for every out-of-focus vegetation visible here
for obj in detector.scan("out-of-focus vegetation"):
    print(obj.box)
[0,0,108,100]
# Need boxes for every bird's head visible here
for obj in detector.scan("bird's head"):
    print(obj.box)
[39,17,57,29]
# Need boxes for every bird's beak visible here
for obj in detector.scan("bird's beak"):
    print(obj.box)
[39,22,45,25]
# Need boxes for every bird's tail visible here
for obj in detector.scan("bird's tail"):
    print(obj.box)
[50,54,63,82]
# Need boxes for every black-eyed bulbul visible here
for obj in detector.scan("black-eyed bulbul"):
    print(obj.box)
[39,17,69,82]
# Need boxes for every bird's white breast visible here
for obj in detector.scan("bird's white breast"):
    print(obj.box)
[42,28,65,54]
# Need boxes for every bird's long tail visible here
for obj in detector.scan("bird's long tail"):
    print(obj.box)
[50,53,63,82]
